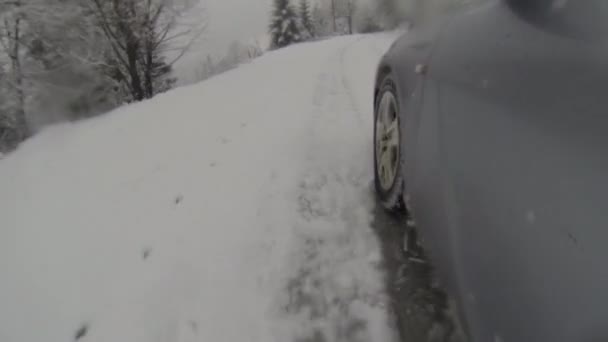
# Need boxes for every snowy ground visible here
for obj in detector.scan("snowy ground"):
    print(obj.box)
[0,34,400,342]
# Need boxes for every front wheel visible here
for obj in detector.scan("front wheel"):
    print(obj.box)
[374,76,404,211]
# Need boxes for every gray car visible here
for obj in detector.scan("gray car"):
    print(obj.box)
[373,0,608,341]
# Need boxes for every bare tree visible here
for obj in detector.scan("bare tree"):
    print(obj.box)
[88,0,205,101]
[0,0,205,150]
[246,41,263,59]
[0,0,28,141]
[343,0,356,34]
[0,0,117,142]
[330,0,337,32]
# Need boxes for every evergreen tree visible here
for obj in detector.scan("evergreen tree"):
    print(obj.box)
[299,0,314,38]
[269,0,302,49]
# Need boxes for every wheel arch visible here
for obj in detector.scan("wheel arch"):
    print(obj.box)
[374,64,393,108]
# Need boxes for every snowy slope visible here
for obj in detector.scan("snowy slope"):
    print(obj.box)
[0,34,399,342]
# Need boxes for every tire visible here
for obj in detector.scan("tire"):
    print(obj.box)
[374,75,405,211]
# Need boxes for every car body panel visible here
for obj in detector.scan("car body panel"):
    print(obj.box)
[375,18,449,202]
[378,1,608,341]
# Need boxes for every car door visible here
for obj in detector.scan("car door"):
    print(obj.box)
[425,1,608,341]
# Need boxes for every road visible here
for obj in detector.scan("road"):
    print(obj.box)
[0,33,462,342]
[371,197,466,342]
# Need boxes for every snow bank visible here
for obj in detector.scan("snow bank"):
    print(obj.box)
[0,33,399,342]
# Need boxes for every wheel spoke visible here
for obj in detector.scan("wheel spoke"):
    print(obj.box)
[376,123,385,146]
[375,91,401,191]
[381,150,393,181]
[388,133,399,149]
[376,146,384,170]
[385,118,397,135]
[386,120,399,148]
[379,93,390,117]
[382,149,392,169]
[383,152,394,186]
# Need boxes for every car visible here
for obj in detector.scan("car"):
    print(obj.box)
[373,0,608,341]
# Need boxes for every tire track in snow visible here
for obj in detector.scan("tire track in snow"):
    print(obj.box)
[275,37,398,342]
[339,37,368,123]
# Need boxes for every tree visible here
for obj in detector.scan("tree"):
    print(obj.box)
[0,0,205,150]
[299,0,314,38]
[193,38,264,84]
[337,0,356,34]
[330,0,337,32]
[269,0,302,49]
[0,0,124,150]
[193,54,220,83]
[1,0,119,126]
[0,72,20,152]
[25,0,120,123]
[311,1,331,37]
[88,0,204,102]
[246,38,264,59]
[312,0,355,35]
[0,0,29,142]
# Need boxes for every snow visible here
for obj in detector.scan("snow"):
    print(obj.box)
[0,33,400,342]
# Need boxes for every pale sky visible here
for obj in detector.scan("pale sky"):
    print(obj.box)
[174,0,272,81]
[174,0,376,83]
[192,0,372,56]
[203,0,272,53]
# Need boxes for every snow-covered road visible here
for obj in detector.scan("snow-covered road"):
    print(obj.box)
[0,34,399,342]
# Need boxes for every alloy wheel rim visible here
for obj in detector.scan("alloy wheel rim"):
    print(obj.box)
[375,92,400,191]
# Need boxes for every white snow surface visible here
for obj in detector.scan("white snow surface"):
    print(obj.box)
[0,34,400,342]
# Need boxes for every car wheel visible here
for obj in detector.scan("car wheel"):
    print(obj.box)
[374,75,404,211]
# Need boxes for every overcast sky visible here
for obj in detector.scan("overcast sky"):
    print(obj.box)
[203,0,272,52]
[174,0,272,81]
[174,0,377,83]
[190,0,374,57]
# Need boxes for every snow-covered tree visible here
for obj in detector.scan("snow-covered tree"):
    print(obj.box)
[215,40,251,74]
[0,0,204,151]
[311,1,332,37]
[29,1,119,122]
[269,0,302,49]
[196,55,216,82]
[246,39,264,59]
[0,0,123,150]
[336,0,356,34]
[299,0,314,38]
[0,74,20,152]
[309,0,354,36]
[0,0,29,142]
[193,38,265,84]
[0,0,117,134]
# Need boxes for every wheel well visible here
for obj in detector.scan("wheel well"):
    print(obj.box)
[374,65,392,108]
